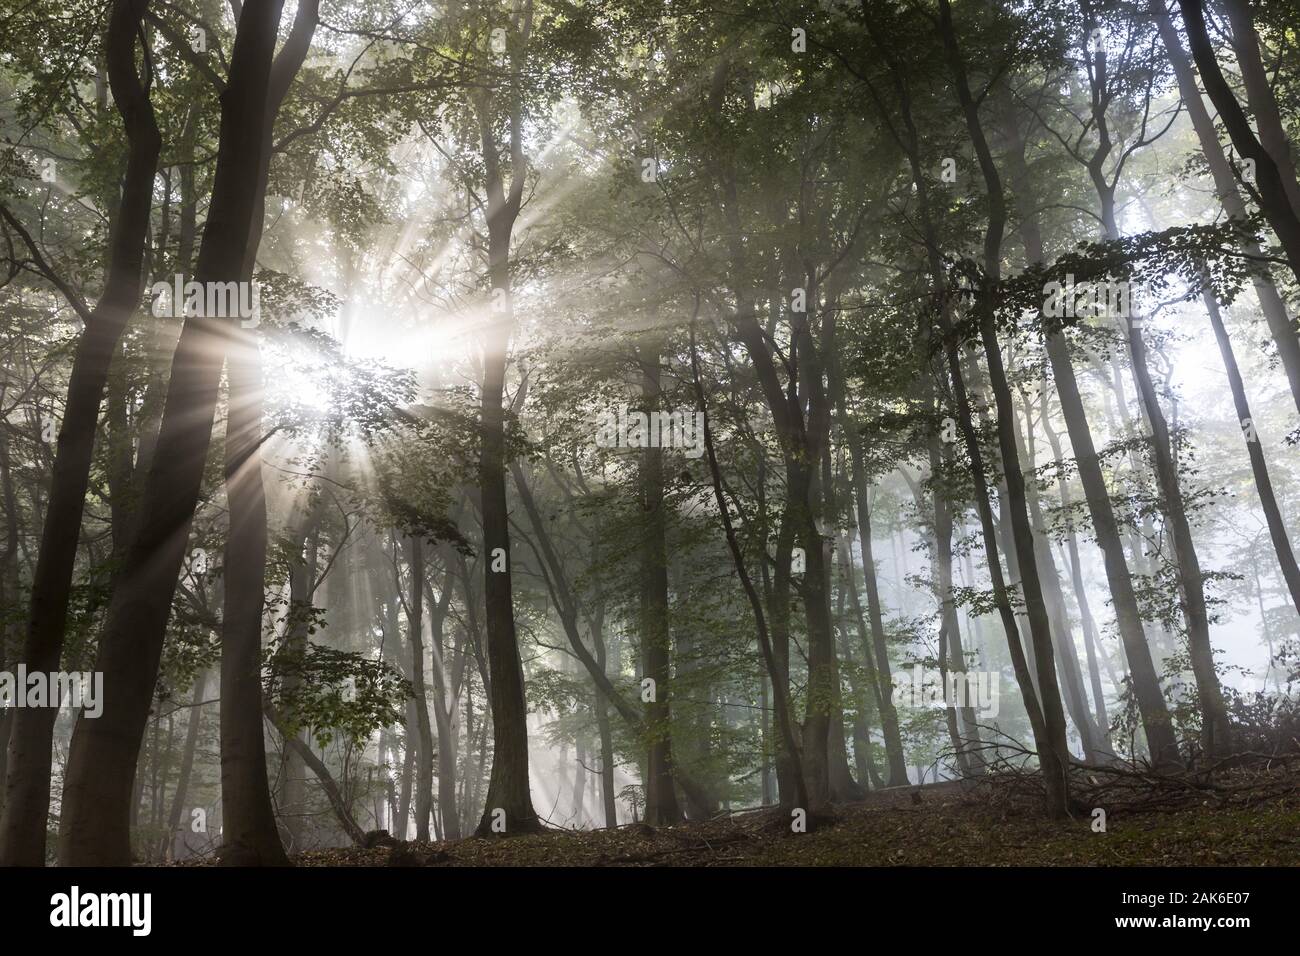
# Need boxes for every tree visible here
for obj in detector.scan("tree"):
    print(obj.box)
[0,0,161,866]
[59,0,299,866]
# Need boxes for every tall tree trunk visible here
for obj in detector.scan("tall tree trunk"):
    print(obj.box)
[836,540,885,792]
[707,65,822,807]
[586,594,618,829]
[397,707,415,840]
[638,347,682,825]
[1223,0,1300,216]
[1081,9,1207,711]
[927,435,983,772]
[688,319,810,812]
[218,290,285,866]
[759,676,774,803]
[217,0,318,867]
[595,690,617,828]
[791,370,837,806]
[862,17,1062,808]
[0,0,160,866]
[767,500,799,801]
[473,87,540,836]
[279,502,323,850]
[822,436,863,802]
[1014,393,1104,759]
[1040,413,1113,745]
[59,0,292,866]
[571,736,587,825]
[845,424,910,784]
[938,0,1072,813]
[997,97,1178,766]
[1126,304,1232,756]
[1202,291,1300,615]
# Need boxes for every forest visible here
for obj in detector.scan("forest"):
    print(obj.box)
[0,0,1299,873]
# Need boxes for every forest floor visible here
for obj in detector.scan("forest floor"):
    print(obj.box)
[290,762,1300,866]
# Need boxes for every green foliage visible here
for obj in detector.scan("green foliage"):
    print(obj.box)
[265,620,411,749]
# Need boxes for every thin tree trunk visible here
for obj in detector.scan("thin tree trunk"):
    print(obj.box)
[1040,413,1113,744]
[767,500,799,801]
[1014,393,1103,759]
[404,536,435,841]
[938,0,1072,814]
[1202,291,1300,615]
[595,690,617,828]
[161,669,209,860]
[397,707,415,840]
[638,347,682,825]
[510,461,717,812]
[845,422,910,784]
[571,736,587,825]
[996,97,1178,766]
[861,17,1063,809]
[928,436,983,772]
[687,317,809,813]
[1126,304,1232,756]
[424,559,462,841]
[271,719,366,846]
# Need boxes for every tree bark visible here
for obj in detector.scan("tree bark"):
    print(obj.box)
[423,559,463,841]
[1202,290,1300,615]
[1014,393,1104,759]
[927,435,984,772]
[845,419,910,784]
[0,0,160,866]
[161,669,209,860]
[938,0,1072,813]
[997,95,1179,767]
[217,0,318,867]
[404,536,435,841]
[58,0,291,866]
[1040,412,1114,745]
[1127,307,1232,756]
[218,309,285,866]
[637,347,683,825]
[472,73,540,834]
